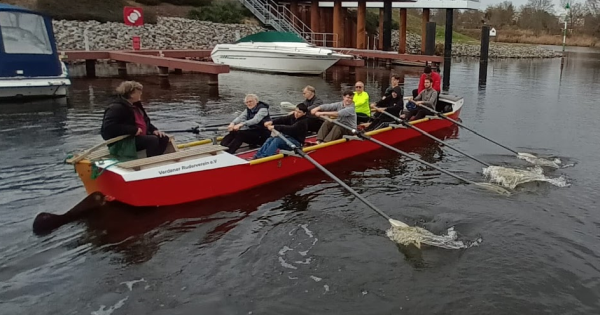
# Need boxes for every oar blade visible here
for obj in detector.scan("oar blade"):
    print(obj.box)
[280,101,297,111]
[389,218,409,228]
[517,152,561,168]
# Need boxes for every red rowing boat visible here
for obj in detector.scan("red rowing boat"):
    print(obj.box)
[70,95,464,207]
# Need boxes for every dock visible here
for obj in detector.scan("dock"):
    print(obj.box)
[59,48,439,82]
[59,50,228,85]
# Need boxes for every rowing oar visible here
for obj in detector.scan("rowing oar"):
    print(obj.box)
[415,104,559,168]
[32,192,109,235]
[271,130,409,229]
[321,117,511,196]
[203,113,289,129]
[379,111,491,167]
[163,126,201,134]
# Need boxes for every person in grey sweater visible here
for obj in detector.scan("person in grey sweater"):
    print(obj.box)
[401,76,438,121]
[221,94,271,154]
[310,90,356,143]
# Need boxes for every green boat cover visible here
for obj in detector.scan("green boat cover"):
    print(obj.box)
[235,31,305,43]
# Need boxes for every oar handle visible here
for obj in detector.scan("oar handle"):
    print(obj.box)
[66,134,130,164]
[380,111,491,167]
[272,129,393,222]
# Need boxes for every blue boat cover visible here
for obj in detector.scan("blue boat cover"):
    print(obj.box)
[0,4,62,78]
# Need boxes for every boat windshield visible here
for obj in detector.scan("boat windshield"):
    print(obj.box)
[0,11,52,54]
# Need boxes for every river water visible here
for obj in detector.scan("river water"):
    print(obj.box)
[1,46,599,314]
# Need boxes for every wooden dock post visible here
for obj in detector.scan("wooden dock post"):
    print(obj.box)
[158,66,169,77]
[382,0,392,51]
[85,59,96,78]
[479,25,490,86]
[208,74,219,86]
[442,8,454,91]
[425,22,436,55]
[398,9,407,54]
[356,0,367,49]
[421,9,430,54]
[117,61,127,77]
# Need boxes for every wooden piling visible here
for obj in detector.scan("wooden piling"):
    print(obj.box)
[479,25,490,86]
[85,59,96,78]
[117,61,127,77]
[398,9,407,54]
[421,9,430,54]
[443,8,454,91]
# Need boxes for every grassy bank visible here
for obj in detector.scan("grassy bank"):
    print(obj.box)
[459,28,597,47]
[391,10,476,44]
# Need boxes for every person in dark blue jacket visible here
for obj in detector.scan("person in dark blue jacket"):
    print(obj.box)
[221,94,272,154]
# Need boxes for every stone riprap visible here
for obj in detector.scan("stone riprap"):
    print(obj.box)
[52,17,561,58]
[390,30,561,58]
[52,17,266,51]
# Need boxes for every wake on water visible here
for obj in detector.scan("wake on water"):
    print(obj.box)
[483,165,569,189]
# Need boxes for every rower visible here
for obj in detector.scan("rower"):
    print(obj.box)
[252,104,309,159]
[402,76,438,121]
[101,81,169,158]
[382,74,404,101]
[301,85,325,133]
[364,86,404,132]
[353,81,370,124]
[311,90,356,143]
[413,65,442,111]
[221,94,271,154]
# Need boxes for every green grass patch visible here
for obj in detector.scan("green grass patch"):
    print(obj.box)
[394,11,476,44]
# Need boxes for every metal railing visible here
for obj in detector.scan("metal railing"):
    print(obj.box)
[237,0,338,47]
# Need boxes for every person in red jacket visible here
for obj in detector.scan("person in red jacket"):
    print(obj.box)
[412,65,441,97]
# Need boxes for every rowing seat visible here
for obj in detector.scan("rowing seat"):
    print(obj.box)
[116,144,228,170]
[86,136,179,161]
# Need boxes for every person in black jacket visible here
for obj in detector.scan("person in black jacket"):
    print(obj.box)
[252,103,309,160]
[364,86,404,132]
[100,81,169,157]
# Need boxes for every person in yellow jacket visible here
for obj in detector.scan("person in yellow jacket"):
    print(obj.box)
[353,81,370,123]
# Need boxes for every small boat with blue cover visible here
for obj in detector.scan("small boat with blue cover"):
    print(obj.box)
[0,3,70,100]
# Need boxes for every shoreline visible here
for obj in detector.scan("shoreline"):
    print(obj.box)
[53,17,562,59]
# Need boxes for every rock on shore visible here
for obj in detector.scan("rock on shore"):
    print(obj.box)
[52,17,561,58]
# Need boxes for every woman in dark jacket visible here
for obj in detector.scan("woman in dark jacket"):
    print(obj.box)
[364,86,404,132]
[100,81,169,157]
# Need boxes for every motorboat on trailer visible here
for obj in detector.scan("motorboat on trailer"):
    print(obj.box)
[210,31,354,75]
[0,4,70,100]
[66,94,464,207]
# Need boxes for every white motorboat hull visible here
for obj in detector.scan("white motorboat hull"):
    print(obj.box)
[211,44,352,75]
[0,77,70,99]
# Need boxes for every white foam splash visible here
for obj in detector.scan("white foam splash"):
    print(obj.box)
[517,152,561,168]
[324,285,330,292]
[278,246,293,255]
[300,224,314,238]
[310,276,322,282]
[120,278,146,291]
[278,257,298,269]
[91,296,129,315]
[386,226,478,249]
[483,165,569,189]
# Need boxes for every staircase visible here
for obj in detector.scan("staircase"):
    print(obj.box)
[238,0,338,47]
